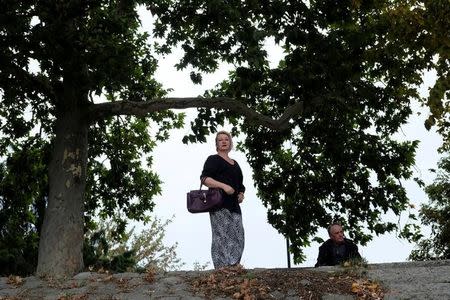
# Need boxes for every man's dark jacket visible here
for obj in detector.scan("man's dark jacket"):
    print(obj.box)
[315,238,361,267]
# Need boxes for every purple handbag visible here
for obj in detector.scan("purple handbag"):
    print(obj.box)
[187,180,223,213]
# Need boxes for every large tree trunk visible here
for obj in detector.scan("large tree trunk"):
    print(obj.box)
[36,100,88,278]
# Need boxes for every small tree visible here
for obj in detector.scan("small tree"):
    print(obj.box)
[409,156,450,260]
[409,155,450,260]
[84,216,183,272]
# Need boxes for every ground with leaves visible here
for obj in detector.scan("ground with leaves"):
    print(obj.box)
[0,265,385,300]
[2,260,450,299]
[189,265,384,299]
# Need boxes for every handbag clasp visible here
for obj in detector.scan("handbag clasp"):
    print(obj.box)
[201,192,207,203]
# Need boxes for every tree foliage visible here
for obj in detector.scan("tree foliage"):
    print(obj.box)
[409,155,450,260]
[0,0,189,277]
[0,139,48,276]
[0,132,179,275]
[153,0,447,261]
[0,0,448,276]
[84,216,183,273]
[377,0,449,150]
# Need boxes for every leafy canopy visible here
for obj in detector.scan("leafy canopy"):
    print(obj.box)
[0,0,184,275]
[0,0,448,268]
[410,155,450,261]
[151,0,446,261]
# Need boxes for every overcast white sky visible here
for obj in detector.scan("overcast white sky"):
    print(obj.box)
[137,9,443,270]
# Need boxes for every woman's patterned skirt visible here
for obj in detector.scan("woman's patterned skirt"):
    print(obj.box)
[209,208,245,269]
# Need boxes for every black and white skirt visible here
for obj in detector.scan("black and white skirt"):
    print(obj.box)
[209,208,245,269]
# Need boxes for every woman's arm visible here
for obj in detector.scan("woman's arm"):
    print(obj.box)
[202,176,235,195]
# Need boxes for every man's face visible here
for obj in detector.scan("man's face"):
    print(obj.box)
[329,225,345,244]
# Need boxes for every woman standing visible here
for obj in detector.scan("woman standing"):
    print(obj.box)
[201,130,246,269]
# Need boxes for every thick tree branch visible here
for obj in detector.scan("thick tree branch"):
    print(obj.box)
[88,97,304,131]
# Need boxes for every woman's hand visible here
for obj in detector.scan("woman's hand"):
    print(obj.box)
[222,185,235,195]
[238,192,244,203]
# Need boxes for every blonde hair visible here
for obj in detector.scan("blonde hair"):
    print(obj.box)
[215,130,233,151]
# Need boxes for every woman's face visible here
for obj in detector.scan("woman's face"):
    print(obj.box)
[216,133,231,151]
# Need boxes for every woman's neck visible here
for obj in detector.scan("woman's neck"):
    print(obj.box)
[217,151,229,158]
[218,152,234,165]
[217,150,233,162]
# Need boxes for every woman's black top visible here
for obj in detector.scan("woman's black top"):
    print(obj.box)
[201,154,245,214]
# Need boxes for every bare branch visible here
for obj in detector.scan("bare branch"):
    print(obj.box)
[88,97,304,131]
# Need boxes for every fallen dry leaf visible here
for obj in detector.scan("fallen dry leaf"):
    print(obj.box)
[352,282,363,293]
[6,276,23,287]
[351,279,384,299]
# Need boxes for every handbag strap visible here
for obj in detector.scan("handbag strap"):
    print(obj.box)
[199,177,205,189]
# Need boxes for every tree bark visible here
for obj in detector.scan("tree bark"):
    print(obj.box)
[89,97,305,131]
[36,102,88,278]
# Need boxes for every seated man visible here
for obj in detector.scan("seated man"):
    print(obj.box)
[315,223,361,267]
